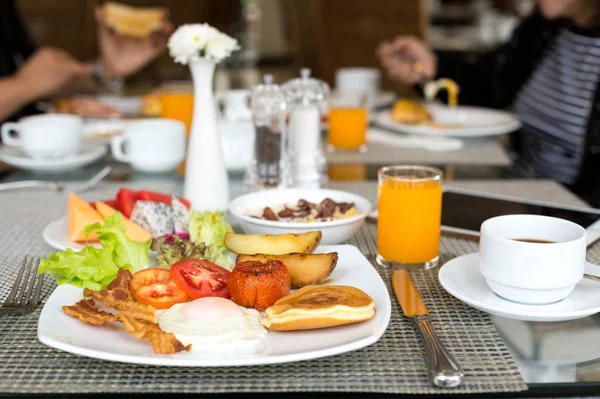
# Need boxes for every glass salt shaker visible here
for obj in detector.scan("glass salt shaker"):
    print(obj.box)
[282,68,329,188]
[244,74,289,192]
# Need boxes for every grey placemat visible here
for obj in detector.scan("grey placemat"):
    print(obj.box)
[325,130,511,166]
[0,181,531,394]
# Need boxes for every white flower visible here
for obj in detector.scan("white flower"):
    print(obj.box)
[205,32,240,62]
[168,23,238,65]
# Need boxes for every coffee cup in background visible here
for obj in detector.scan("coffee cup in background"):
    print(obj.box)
[215,90,251,121]
[1,114,83,158]
[335,68,381,107]
[111,118,186,173]
[479,214,587,304]
[219,119,254,171]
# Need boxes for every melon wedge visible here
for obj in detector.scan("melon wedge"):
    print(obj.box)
[95,201,152,242]
[68,193,103,242]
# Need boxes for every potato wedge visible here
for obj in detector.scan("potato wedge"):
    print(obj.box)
[225,231,321,255]
[236,252,338,288]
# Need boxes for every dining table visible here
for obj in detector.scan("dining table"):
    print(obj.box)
[1,126,600,399]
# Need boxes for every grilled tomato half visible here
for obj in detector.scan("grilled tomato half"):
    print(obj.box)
[228,260,291,311]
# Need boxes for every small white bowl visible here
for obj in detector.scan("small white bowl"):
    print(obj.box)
[228,188,372,245]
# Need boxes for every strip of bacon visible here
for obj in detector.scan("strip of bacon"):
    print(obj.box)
[62,269,190,355]
[62,298,118,325]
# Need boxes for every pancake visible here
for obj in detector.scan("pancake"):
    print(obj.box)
[390,100,432,124]
[260,285,375,331]
[103,1,165,39]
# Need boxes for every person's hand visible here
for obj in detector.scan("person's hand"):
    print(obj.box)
[96,6,173,79]
[377,36,437,85]
[15,47,91,100]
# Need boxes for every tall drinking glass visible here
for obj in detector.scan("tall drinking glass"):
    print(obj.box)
[160,82,194,133]
[327,91,368,152]
[159,82,194,175]
[377,166,443,269]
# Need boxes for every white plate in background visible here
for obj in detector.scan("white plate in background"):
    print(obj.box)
[373,104,521,137]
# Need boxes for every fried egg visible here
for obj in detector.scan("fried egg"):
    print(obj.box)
[158,297,267,355]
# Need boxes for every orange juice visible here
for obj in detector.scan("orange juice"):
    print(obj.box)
[377,174,442,265]
[328,164,367,181]
[328,107,367,150]
[160,92,194,134]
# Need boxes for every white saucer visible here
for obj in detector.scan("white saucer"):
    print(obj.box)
[0,144,107,173]
[438,253,600,322]
[43,217,101,251]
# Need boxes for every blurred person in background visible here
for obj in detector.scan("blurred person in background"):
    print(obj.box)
[0,0,172,122]
[378,0,600,205]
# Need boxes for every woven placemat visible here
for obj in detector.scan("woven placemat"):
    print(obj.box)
[0,181,532,394]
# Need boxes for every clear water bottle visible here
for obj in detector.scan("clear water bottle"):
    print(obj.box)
[244,74,290,192]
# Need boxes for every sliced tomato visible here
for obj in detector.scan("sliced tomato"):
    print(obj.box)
[138,190,191,209]
[171,260,230,299]
[116,188,139,218]
[130,268,188,309]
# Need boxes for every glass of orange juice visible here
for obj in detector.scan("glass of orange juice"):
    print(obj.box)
[159,82,194,175]
[159,81,194,134]
[327,91,368,152]
[377,165,443,269]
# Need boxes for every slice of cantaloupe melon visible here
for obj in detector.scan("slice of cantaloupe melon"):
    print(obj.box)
[68,193,103,242]
[95,201,152,242]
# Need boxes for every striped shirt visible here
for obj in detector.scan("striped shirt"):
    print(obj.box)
[514,28,600,184]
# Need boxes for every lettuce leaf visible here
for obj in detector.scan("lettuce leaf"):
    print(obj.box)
[189,211,234,270]
[85,212,151,273]
[38,212,151,290]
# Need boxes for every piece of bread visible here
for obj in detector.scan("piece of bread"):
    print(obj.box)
[103,1,165,39]
[260,285,375,331]
[390,99,432,124]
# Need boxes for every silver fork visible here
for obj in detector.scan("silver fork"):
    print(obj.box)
[0,165,111,194]
[0,256,44,318]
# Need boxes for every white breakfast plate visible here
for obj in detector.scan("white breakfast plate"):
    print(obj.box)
[439,253,600,322]
[38,244,392,367]
[0,143,107,173]
[373,104,521,138]
[43,217,100,251]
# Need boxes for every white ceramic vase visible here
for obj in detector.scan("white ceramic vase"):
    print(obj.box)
[183,58,229,211]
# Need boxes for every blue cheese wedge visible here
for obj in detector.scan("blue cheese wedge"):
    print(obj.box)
[130,201,174,237]
[172,197,190,234]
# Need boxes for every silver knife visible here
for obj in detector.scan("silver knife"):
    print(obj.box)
[392,269,464,388]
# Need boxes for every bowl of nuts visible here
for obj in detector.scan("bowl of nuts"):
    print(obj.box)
[228,188,372,245]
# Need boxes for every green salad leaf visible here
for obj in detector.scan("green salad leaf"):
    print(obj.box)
[189,210,234,270]
[85,213,151,273]
[38,212,151,290]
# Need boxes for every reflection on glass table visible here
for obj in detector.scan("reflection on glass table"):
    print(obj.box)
[494,314,600,384]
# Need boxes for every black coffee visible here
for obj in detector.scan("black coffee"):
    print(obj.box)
[512,238,556,244]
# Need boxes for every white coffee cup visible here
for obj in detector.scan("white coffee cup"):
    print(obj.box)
[479,214,587,304]
[110,118,186,173]
[335,68,381,106]
[215,90,251,121]
[1,114,83,158]
[219,119,254,171]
